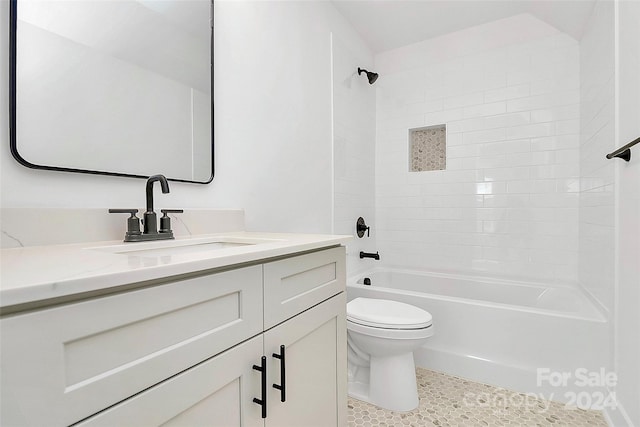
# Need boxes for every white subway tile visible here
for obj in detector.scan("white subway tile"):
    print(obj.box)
[530,104,580,123]
[479,139,530,156]
[463,128,507,144]
[448,145,480,159]
[461,157,480,170]
[482,71,508,90]
[505,152,535,167]
[445,158,465,169]
[483,166,530,181]
[506,69,533,86]
[531,151,556,165]
[475,181,507,195]
[484,112,531,129]
[446,132,465,146]
[530,193,579,208]
[506,122,554,139]
[477,207,508,221]
[530,75,580,96]
[482,220,510,234]
[444,92,484,109]
[477,154,509,169]
[463,101,507,118]
[556,178,580,193]
[554,149,579,164]
[423,108,465,126]
[555,119,580,135]
[484,84,530,103]
[506,89,579,112]
[531,134,580,151]
[532,180,558,193]
[437,195,485,207]
[507,180,532,194]
[447,117,487,133]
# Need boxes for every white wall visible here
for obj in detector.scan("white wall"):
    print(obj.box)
[374,14,581,283]
[613,0,640,424]
[332,35,376,277]
[579,2,640,423]
[579,0,616,315]
[0,1,368,235]
[578,5,618,418]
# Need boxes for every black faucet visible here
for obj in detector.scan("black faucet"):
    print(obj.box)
[360,251,380,260]
[144,175,170,235]
[109,174,183,242]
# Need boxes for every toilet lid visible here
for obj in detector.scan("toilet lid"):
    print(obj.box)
[347,298,432,329]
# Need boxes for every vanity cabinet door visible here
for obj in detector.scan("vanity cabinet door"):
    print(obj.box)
[264,292,347,427]
[77,335,265,427]
[0,265,263,427]
[263,246,345,329]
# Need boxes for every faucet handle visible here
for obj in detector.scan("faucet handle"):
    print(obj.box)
[356,217,370,238]
[160,209,183,234]
[109,209,142,238]
[109,208,138,214]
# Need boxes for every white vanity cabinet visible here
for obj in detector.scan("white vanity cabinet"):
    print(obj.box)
[76,333,266,427]
[0,246,346,427]
[263,292,346,427]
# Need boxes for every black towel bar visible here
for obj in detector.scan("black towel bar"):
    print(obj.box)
[606,136,640,162]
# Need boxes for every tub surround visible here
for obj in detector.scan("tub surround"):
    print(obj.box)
[374,14,582,283]
[347,269,609,405]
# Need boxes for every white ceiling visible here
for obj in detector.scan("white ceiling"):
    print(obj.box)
[331,0,596,54]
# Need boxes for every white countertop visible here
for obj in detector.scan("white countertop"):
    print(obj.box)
[0,232,351,309]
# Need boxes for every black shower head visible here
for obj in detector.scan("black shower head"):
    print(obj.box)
[358,67,379,84]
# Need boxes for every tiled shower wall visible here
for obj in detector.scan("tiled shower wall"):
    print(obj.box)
[578,0,616,314]
[374,14,581,283]
[332,36,377,276]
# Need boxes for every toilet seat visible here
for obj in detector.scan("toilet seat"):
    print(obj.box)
[347,318,433,340]
[346,298,434,340]
[347,298,432,329]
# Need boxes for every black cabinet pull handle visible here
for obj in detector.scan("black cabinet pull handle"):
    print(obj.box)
[252,356,267,418]
[272,345,286,402]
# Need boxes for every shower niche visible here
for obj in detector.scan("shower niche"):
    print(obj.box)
[409,124,446,172]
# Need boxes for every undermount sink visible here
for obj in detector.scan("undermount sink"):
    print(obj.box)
[88,236,277,257]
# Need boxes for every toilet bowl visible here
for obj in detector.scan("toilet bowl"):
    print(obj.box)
[347,297,434,412]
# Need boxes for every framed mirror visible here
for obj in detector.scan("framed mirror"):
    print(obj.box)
[9,0,214,183]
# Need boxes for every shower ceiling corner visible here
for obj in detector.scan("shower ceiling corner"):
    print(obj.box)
[331,0,596,53]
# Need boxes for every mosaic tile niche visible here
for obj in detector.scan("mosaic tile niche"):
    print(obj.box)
[409,125,446,172]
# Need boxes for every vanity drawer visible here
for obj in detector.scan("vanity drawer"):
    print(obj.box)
[0,265,263,427]
[263,246,345,329]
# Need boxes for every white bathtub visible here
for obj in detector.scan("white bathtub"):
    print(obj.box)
[347,268,609,401]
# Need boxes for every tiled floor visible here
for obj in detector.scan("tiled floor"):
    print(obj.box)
[347,368,608,426]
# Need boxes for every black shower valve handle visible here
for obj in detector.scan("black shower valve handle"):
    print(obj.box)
[356,217,370,238]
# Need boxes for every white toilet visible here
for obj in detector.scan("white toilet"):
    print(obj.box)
[346,297,434,412]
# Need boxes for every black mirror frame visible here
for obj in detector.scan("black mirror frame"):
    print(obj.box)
[8,0,215,184]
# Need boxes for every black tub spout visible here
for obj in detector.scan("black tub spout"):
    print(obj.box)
[360,251,380,260]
